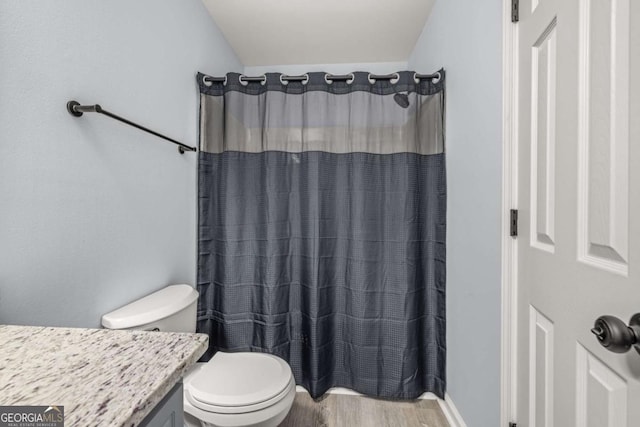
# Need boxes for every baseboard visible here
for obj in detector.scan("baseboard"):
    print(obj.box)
[295,386,442,400]
[437,393,467,427]
[296,386,364,395]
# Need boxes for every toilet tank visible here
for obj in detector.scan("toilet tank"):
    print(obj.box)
[101,284,199,333]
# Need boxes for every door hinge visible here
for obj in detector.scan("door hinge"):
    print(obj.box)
[510,209,518,237]
[511,0,519,22]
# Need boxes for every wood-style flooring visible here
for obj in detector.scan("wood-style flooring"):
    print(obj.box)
[279,392,450,427]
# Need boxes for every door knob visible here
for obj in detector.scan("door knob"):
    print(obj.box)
[591,314,640,354]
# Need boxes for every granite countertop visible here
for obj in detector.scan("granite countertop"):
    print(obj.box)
[0,325,208,427]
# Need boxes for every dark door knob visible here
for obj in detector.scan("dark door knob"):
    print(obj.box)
[591,314,640,354]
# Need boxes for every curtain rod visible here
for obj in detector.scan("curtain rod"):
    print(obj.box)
[66,101,197,154]
[203,72,441,85]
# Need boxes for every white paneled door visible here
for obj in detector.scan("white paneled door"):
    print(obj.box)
[516,0,640,425]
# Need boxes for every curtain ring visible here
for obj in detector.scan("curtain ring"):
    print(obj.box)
[239,75,267,86]
[202,75,226,87]
[368,72,400,84]
[280,74,310,85]
[324,73,355,85]
[414,71,442,84]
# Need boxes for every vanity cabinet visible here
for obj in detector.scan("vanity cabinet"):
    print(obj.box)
[139,382,184,427]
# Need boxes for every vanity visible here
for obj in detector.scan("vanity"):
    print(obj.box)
[0,325,208,426]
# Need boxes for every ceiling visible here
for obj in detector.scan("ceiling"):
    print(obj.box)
[202,0,435,67]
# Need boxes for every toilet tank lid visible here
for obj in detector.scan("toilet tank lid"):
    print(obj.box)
[101,284,199,330]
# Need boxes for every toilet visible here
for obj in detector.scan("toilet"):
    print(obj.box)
[101,284,296,427]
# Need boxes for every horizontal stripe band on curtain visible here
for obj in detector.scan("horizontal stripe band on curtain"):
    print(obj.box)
[196,69,446,399]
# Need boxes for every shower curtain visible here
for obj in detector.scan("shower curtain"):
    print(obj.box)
[196,70,446,399]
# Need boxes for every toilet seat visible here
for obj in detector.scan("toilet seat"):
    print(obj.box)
[184,352,294,415]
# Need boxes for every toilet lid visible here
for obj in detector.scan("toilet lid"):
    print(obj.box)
[188,352,292,408]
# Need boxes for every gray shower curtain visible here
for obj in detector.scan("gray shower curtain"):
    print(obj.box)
[196,70,446,399]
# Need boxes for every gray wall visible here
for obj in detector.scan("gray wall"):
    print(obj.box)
[0,0,241,327]
[408,0,503,425]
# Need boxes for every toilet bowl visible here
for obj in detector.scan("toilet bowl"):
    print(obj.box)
[183,353,295,427]
[101,284,295,427]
